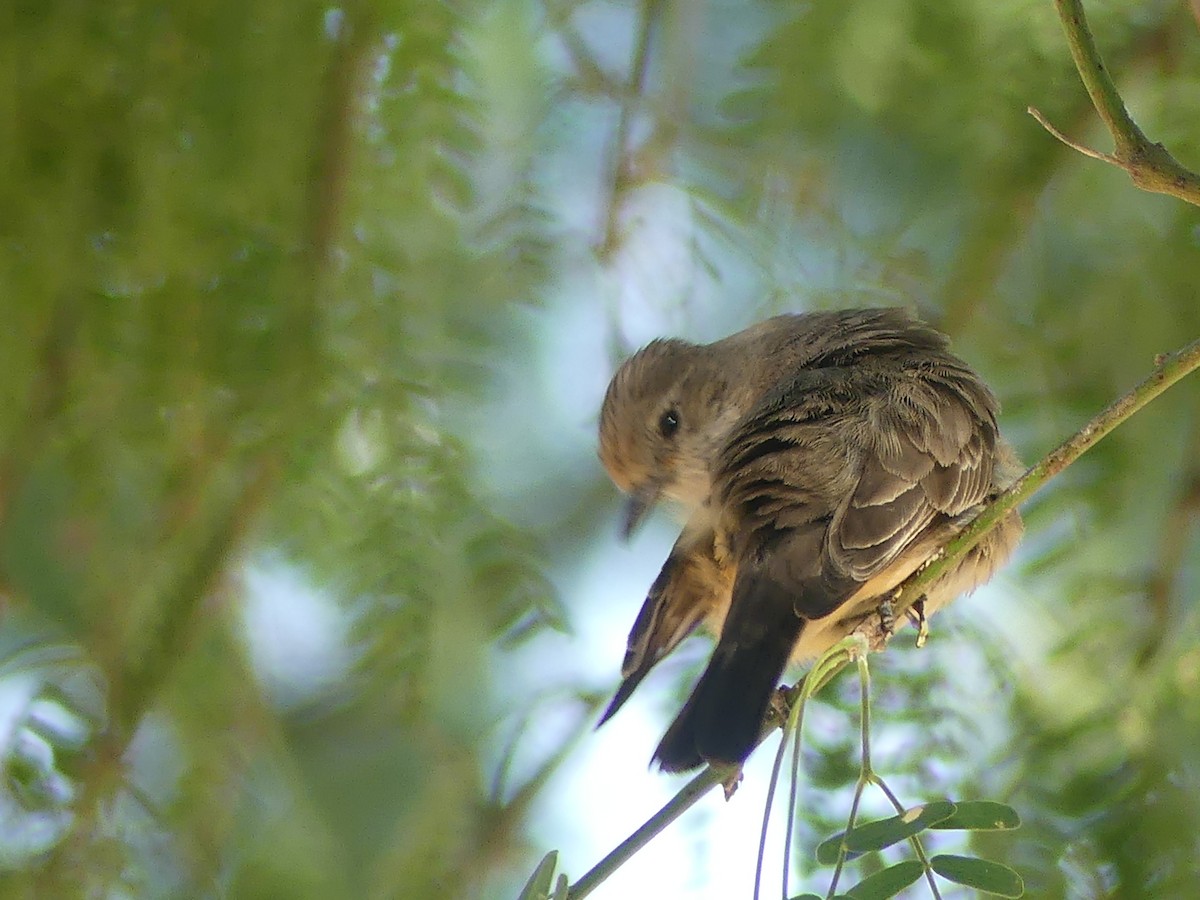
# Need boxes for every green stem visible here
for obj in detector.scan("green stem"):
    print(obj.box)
[754,700,794,900]
[857,656,872,774]
[782,695,809,899]
[567,764,725,900]
[827,764,869,897]
[1052,0,1145,155]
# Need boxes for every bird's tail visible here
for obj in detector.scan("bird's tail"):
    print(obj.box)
[652,577,804,773]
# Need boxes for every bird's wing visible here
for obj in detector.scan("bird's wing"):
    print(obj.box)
[829,370,998,585]
[718,363,999,609]
[598,528,733,726]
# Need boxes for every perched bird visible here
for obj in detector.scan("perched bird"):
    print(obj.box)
[597,308,1023,773]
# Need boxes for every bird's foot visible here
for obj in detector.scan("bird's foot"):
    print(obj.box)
[907,597,930,648]
[877,594,897,639]
[768,685,792,723]
[719,765,744,801]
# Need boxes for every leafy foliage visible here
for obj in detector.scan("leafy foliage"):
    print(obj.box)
[1,1,1198,899]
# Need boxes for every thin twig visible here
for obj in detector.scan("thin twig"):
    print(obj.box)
[1030,0,1200,206]
[1026,106,1115,163]
[306,8,377,284]
[567,648,850,898]
[753,719,787,900]
[1052,0,1144,154]
[940,10,1180,337]
[567,764,727,900]
[598,0,665,257]
[826,660,876,897]
[782,697,808,899]
[826,659,944,899]
[826,775,867,896]
[752,684,804,900]
[856,657,872,774]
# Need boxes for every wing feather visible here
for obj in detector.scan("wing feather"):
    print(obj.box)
[599,529,732,725]
[718,363,999,602]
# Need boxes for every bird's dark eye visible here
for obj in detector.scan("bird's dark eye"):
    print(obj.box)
[658,408,680,438]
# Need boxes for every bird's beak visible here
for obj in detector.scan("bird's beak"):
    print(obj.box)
[621,481,662,540]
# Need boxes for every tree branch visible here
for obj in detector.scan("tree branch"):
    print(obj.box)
[939,13,1182,337]
[1030,0,1200,206]
[567,764,727,899]
[565,334,1200,899]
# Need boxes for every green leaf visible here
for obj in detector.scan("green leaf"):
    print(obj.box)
[516,850,558,900]
[552,873,569,900]
[930,854,1024,897]
[788,894,825,899]
[842,860,925,899]
[816,832,861,865]
[829,801,958,859]
[930,801,1021,831]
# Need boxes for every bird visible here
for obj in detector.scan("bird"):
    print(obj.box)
[596,308,1023,774]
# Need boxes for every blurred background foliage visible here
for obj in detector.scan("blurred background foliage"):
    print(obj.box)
[0,0,1198,898]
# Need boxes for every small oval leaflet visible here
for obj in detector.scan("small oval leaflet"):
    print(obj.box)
[931,853,1025,897]
[842,859,924,899]
[929,800,1021,831]
[844,800,957,854]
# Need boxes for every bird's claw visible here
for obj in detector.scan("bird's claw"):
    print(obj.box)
[768,685,792,723]
[720,767,744,801]
[877,594,897,639]
[907,597,929,648]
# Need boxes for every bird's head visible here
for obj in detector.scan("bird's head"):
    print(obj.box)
[598,338,726,538]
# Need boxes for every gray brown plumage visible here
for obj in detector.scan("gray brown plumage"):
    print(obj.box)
[597,308,1023,773]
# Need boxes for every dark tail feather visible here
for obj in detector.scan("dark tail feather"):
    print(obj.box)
[652,579,804,772]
